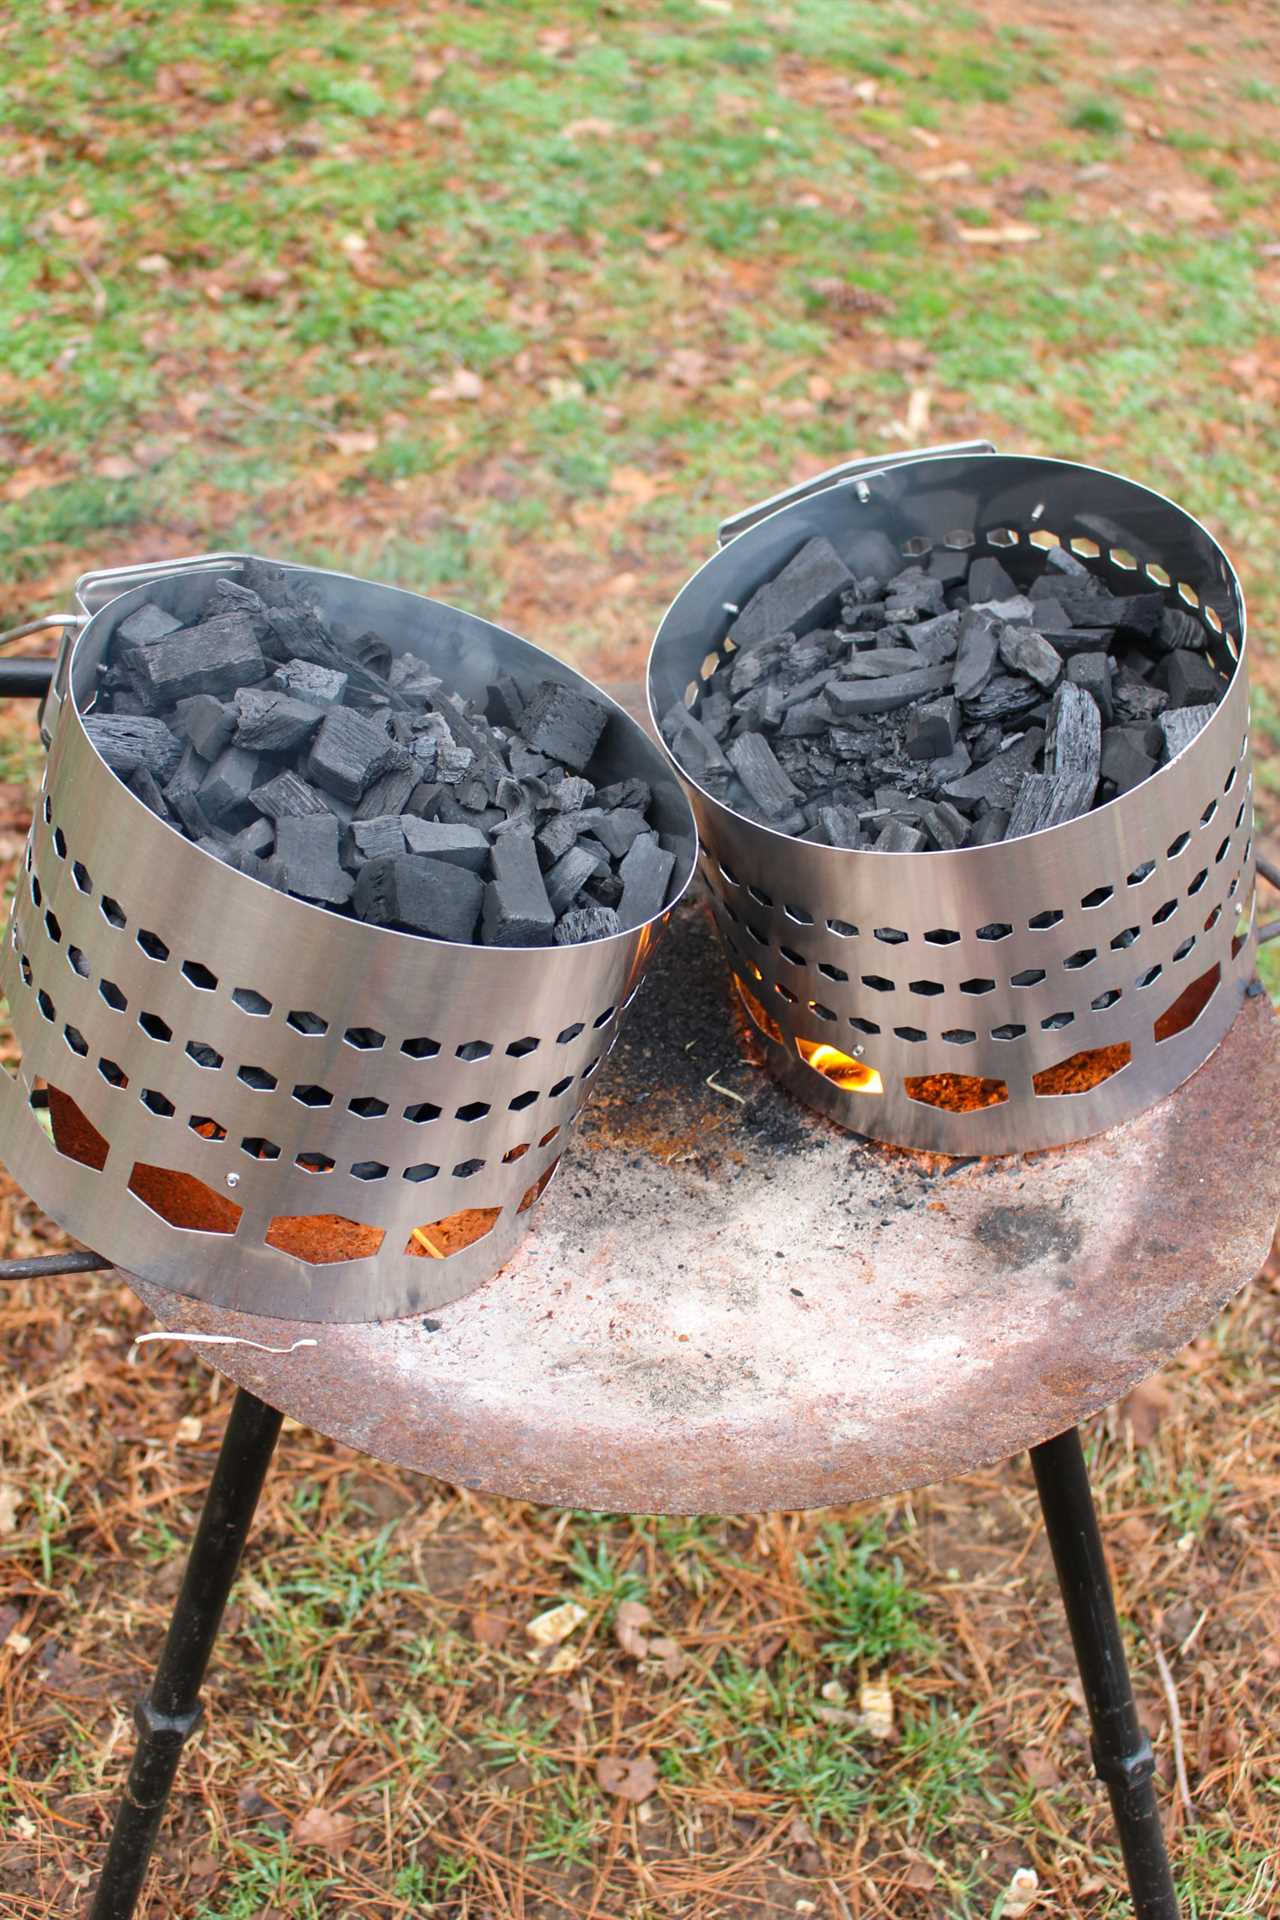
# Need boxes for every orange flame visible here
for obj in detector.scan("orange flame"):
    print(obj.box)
[796,1035,883,1095]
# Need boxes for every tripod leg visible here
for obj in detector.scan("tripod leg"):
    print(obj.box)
[87,1388,284,1920]
[1031,1425,1179,1920]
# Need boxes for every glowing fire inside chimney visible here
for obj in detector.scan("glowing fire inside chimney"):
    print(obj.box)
[795,1035,883,1095]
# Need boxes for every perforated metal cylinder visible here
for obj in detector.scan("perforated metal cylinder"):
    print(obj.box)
[0,556,696,1320]
[649,451,1255,1154]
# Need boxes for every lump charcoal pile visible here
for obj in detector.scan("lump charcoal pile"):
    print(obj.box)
[84,564,677,945]
[662,535,1227,851]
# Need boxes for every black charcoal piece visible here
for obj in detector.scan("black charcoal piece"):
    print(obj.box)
[726,732,802,817]
[619,832,676,928]
[1108,590,1165,640]
[875,818,925,852]
[731,536,854,651]
[273,659,349,706]
[591,808,650,859]
[128,612,267,705]
[520,682,609,772]
[252,769,330,820]
[960,675,1042,724]
[826,664,952,718]
[306,705,410,803]
[387,654,442,700]
[537,809,600,863]
[400,818,489,870]
[354,853,482,942]
[928,548,971,586]
[1111,671,1169,724]
[1006,770,1095,839]
[84,715,183,782]
[885,569,945,620]
[905,696,960,761]
[1065,653,1114,726]
[276,814,354,906]
[943,729,1044,813]
[1044,545,1093,581]
[952,612,999,700]
[174,694,236,763]
[976,594,1036,625]
[1157,606,1207,653]
[482,833,555,947]
[778,698,830,738]
[233,688,326,754]
[967,555,1018,604]
[1158,704,1215,759]
[555,905,621,944]
[966,809,1009,846]
[346,816,406,864]
[997,624,1062,690]
[663,703,730,777]
[198,747,261,830]
[545,845,602,916]
[1043,625,1113,659]
[227,818,274,863]
[918,799,968,849]
[549,775,595,812]
[904,609,962,664]
[354,764,419,820]
[117,601,183,646]
[1044,681,1102,785]
[1099,728,1159,795]
[127,768,175,822]
[1158,649,1221,709]
[842,648,931,679]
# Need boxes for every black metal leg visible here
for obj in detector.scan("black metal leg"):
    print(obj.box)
[87,1388,284,1920]
[1031,1426,1179,1920]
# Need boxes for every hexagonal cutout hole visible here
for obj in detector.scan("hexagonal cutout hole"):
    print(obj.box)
[734,977,783,1043]
[266,1215,386,1264]
[518,1159,561,1215]
[904,1072,1008,1112]
[796,1035,882,1095]
[1033,1044,1132,1096]
[405,1208,500,1259]
[35,1081,109,1170]
[287,1010,328,1036]
[1154,963,1221,1044]
[182,959,218,991]
[343,1026,384,1051]
[128,1164,242,1233]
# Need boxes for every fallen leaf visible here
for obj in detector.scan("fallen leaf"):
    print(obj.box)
[668,347,710,388]
[859,1676,894,1739]
[95,455,139,480]
[526,1600,587,1648]
[647,1634,685,1676]
[614,1599,652,1658]
[542,1644,580,1674]
[562,117,615,139]
[955,222,1041,246]
[136,253,171,274]
[469,1609,512,1648]
[425,106,461,131]
[1119,1378,1171,1446]
[1019,1746,1061,1791]
[1003,1865,1041,1917]
[291,1806,356,1854]
[429,367,484,403]
[0,1485,21,1533]
[608,466,660,504]
[920,159,972,183]
[904,386,932,437]
[328,428,380,457]
[596,1752,659,1802]
[174,1415,202,1445]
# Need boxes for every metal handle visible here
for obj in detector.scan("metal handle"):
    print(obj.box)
[716,439,998,547]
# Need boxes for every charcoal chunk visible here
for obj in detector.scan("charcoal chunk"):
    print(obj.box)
[521,682,609,772]
[84,714,182,782]
[826,664,952,717]
[1006,770,1096,838]
[117,601,183,646]
[1158,649,1221,709]
[545,845,602,916]
[173,694,236,762]
[997,624,1062,690]
[252,769,330,820]
[618,832,676,927]
[952,612,999,700]
[591,808,650,859]
[127,612,267,705]
[943,729,1044,813]
[306,705,410,803]
[400,818,489,870]
[555,905,621,944]
[905,696,960,761]
[354,855,484,943]
[903,609,962,664]
[966,555,1018,603]
[1158,704,1215,759]
[731,536,854,651]
[841,648,931,679]
[1111,671,1169,725]
[353,764,419,820]
[875,818,926,852]
[1156,606,1207,654]
[198,747,261,831]
[127,768,176,823]
[233,688,326,754]
[276,814,355,906]
[726,733,802,818]
[960,674,1042,724]
[345,815,406,864]
[482,832,555,947]
[1065,653,1114,727]
[966,809,1009,846]
[1099,727,1159,795]
[1044,680,1102,785]
[273,659,349,706]
[662,702,730,777]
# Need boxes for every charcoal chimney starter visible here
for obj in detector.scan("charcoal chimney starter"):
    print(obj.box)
[648,445,1255,1153]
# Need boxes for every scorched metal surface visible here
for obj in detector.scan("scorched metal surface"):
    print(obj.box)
[126,896,1280,1514]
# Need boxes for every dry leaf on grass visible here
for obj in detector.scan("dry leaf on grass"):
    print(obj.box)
[1119,1378,1171,1445]
[955,222,1041,246]
[429,367,484,403]
[526,1600,587,1648]
[614,1599,652,1658]
[596,1752,659,1802]
[859,1676,895,1739]
[1002,1865,1041,1916]
[291,1806,356,1854]
[469,1608,512,1648]
[0,1484,21,1532]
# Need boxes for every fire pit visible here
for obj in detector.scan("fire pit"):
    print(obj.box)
[0,555,695,1321]
[649,443,1255,1152]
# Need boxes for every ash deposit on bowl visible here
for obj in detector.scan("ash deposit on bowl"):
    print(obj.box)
[662,536,1229,851]
[83,563,679,946]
